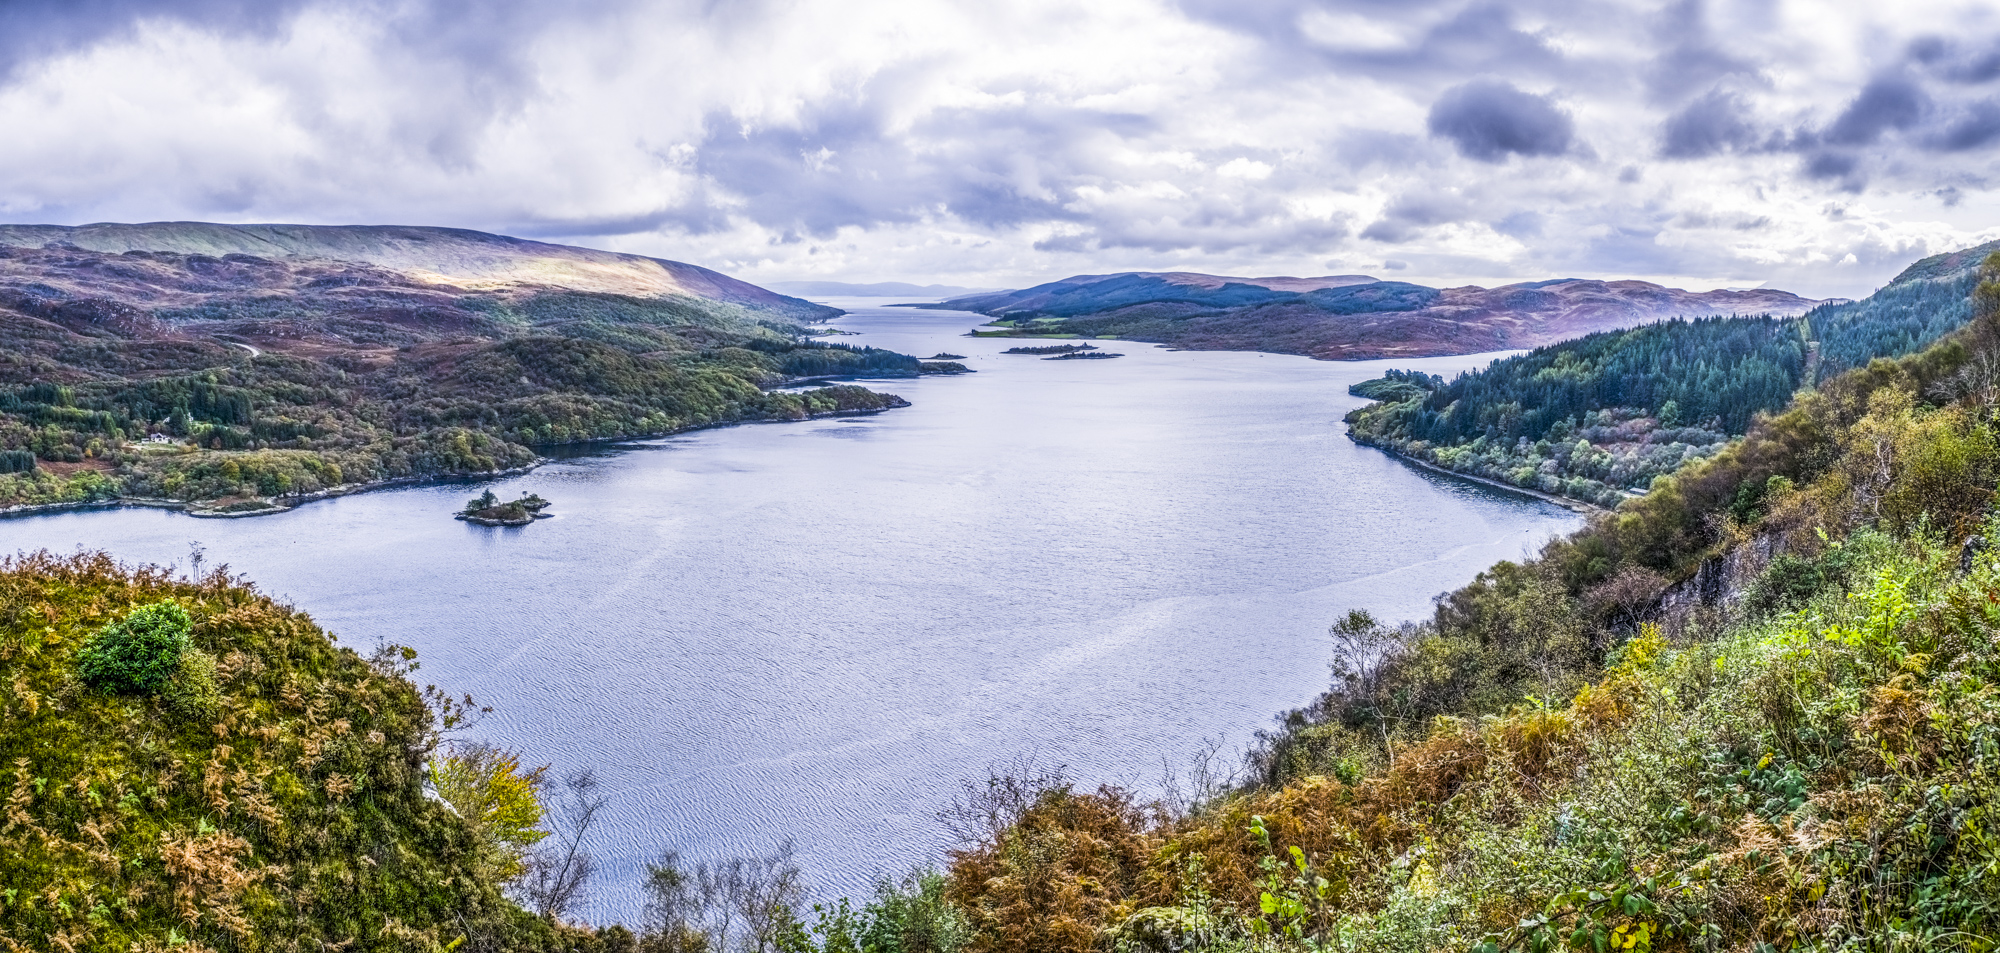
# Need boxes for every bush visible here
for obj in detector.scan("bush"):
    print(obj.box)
[165,647,221,720]
[75,600,193,694]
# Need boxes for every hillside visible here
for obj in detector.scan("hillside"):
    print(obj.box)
[1345,240,1998,506]
[928,271,1819,359]
[0,552,605,950]
[0,224,959,514]
[0,222,829,319]
[927,246,2000,953]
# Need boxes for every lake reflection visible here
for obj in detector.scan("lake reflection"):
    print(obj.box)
[0,300,1580,921]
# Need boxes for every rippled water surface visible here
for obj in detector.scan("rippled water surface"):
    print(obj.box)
[0,301,1580,920]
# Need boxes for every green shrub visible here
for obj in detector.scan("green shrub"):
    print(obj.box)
[75,600,193,694]
[166,647,221,719]
[859,869,972,953]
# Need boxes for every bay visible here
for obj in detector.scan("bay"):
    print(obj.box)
[0,301,1581,921]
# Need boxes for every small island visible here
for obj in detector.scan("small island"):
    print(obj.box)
[456,490,553,526]
[1044,351,1123,360]
[927,352,967,360]
[1003,343,1097,355]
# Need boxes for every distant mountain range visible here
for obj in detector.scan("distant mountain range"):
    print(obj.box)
[928,271,1821,359]
[764,280,996,298]
[0,222,831,321]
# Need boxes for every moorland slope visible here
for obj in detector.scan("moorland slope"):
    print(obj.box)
[0,223,953,513]
[929,271,1819,359]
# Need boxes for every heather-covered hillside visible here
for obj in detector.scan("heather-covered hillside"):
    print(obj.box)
[931,271,1819,360]
[0,225,957,513]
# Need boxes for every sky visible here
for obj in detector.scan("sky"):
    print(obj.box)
[2,1,1999,298]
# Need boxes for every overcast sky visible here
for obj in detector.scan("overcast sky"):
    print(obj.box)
[2,0,1999,297]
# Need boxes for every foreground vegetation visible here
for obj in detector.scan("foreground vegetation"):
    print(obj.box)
[912,251,2000,951]
[1345,244,1991,506]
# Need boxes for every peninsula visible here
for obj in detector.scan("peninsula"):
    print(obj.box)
[0,223,949,515]
[931,271,1821,360]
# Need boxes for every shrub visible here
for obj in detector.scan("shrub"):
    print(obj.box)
[858,869,972,953]
[75,600,193,694]
[429,742,550,882]
[165,647,221,720]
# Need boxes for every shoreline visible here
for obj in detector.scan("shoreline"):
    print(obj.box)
[0,400,910,523]
[1351,437,1604,515]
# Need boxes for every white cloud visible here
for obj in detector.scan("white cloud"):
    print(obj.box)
[0,0,1995,297]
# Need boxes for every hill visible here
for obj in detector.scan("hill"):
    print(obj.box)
[928,271,1819,359]
[0,224,956,514]
[930,244,2000,953]
[0,222,830,320]
[1345,240,1999,506]
[0,551,612,950]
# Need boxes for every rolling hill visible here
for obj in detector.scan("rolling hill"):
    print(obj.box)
[0,222,829,318]
[929,271,1820,359]
[1344,239,2000,506]
[0,223,955,513]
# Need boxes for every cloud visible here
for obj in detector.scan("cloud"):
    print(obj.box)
[0,0,305,77]
[1935,99,2000,151]
[1825,75,1930,146]
[1426,80,1575,162]
[0,0,1995,299]
[1643,0,1762,104]
[1909,34,2000,84]
[1659,89,1757,159]
[1362,191,1474,242]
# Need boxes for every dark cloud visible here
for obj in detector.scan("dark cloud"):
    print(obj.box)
[1643,0,1761,104]
[1426,80,1575,162]
[1908,35,2000,84]
[1362,192,1472,242]
[1494,211,1543,238]
[1808,152,1864,183]
[0,0,304,77]
[1934,99,2000,151]
[1824,75,1929,146]
[1659,89,1757,158]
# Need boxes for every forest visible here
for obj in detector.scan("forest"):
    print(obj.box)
[1345,247,1991,506]
[0,243,943,510]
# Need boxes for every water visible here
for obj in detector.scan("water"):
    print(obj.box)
[0,300,1581,921]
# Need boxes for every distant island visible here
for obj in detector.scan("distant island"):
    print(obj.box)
[927,352,967,360]
[929,271,1821,360]
[1044,351,1122,360]
[456,489,552,526]
[0,222,954,516]
[1002,343,1098,355]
